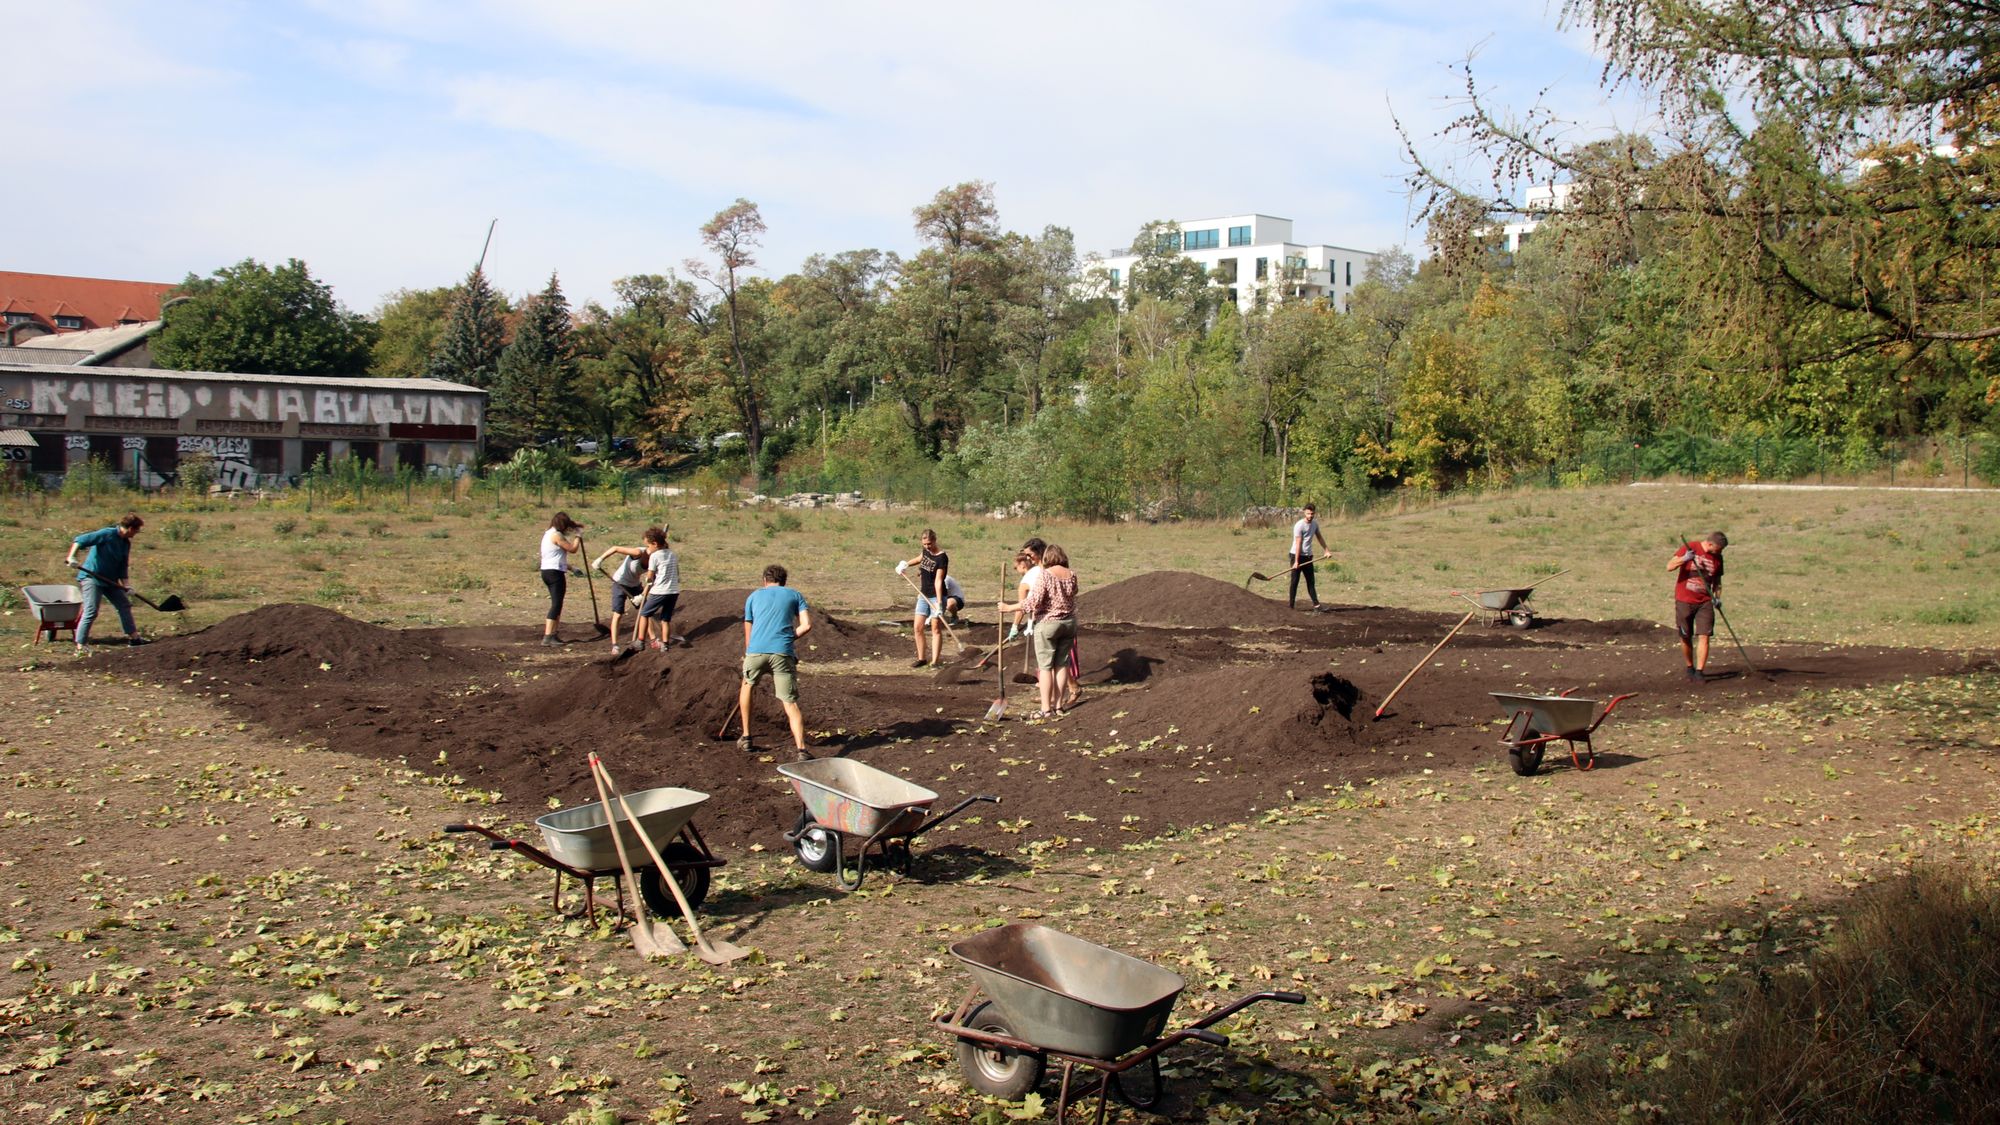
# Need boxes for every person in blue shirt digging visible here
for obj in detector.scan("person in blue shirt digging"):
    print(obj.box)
[738,564,814,759]
[66,513,147,651]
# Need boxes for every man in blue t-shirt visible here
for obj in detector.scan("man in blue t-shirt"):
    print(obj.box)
[65,513,147,651]
[738,564,813,757]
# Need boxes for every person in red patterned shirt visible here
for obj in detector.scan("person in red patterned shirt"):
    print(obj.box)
[1670,531,1728,682]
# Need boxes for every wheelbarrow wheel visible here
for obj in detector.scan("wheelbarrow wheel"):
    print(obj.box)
[791,810,842,874]
[638,843,711,917]
[955,1000,1044,1099]
[1508,744,1545,777]
[1112,1054,1163,1109]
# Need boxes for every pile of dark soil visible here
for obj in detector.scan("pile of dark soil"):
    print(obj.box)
[1080,571,1317,628]
[83,581,1988,860]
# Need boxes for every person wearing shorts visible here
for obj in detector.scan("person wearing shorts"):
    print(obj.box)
[1013,538,1046,677]
[895,529,950,667]
[738,564,813,757]
[538,512,582,646]
[1000,543,1078,721]
[593,539,651,654]
[1671,531,1727,682]
[940,574,965,624]
[639,527,681,650]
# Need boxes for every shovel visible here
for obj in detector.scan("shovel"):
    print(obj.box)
[984,561,1008,721]
[585,752,683,959]
[591,756,750,965]
[894,566,968,658]
[72,563,186,613]
[1372,608,1475,721]
[1674,535,1764,679]
[577,538,611,637]
[1245,553,1327,587]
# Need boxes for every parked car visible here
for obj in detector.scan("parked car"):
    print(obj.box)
[575,438,600,454]
[711,431,745,450]
[609,437,637,454]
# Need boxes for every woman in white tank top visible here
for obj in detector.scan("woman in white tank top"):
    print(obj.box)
[539,511,582,645]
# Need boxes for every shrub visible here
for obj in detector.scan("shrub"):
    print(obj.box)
[762,512,804,536]
[1913,604,1980,626]
[312,577,359,603]
[272,517,298,535]
[150,561,222,599]
[61,456,125,499]
[162,518,201,543]
[441,571,487,592]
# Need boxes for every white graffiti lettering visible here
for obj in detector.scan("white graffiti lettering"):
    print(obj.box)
[64,435,88,450]
[25,377,478,431]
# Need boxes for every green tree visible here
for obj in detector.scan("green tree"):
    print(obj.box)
[882,182,1014,454]
[155,258,373,376]
[427,265,507,388]
[686,198,770,460]
[368,286,456,379]
[489,273,578,455]
[572,274,713,459]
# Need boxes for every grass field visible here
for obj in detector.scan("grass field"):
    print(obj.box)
[1,483,1996,1124]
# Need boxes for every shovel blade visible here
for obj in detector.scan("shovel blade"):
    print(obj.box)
[692,936,752,965]
[153,595,187,613]
[631,918,686,958]
[984,697,1006,721]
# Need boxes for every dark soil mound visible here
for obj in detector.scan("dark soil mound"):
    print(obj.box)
[1096,657,1373,757]
[121,603,474,681]
[1079,571,1310,628]
[668,588,898,661]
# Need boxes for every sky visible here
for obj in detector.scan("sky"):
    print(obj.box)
[5,0,1649,312]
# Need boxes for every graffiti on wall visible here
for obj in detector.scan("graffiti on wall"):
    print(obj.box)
[18,376,478,427]
[65,435,88,450]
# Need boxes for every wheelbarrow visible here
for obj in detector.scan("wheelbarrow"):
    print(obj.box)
[444,785,724,920]
[1490,690,1637,775]
[21,584,83,644]
[777,758,997,890]
[936,923,1305,1122]
[1453,568,1568,627]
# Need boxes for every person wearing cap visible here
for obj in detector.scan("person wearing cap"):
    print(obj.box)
[1670,531,1728,682]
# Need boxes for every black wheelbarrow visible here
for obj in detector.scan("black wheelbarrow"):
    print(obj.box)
[1490,690,1637,775]
[935,923,1304,1121]
[445,785,724,920]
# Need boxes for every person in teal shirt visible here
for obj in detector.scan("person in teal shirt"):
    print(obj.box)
[66,513,146,651]
[737,564,813,757]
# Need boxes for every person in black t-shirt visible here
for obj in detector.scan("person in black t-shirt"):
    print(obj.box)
[895,528,950,667]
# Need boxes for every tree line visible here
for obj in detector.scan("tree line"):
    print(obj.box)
[153,0,1998,513]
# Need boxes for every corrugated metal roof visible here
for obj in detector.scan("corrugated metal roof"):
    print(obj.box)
[0,361,484,395]
[0,429,39,446]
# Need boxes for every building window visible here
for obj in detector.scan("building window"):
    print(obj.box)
[1255,257,1268,280]
[1228,225,1252,246]
[1156,231,1183,253]
[1108,268,1121,290]
[1285,255,1307,271]
[54,316,84,330]
[1215,258,1238,284]
[1345,261,1352,286]
[3,313,31,326]
[1184,229,1219,250]
[1226,288,1239,306]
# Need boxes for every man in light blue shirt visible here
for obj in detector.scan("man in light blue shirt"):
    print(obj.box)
[738,564,813,757]
[66,513,146,650]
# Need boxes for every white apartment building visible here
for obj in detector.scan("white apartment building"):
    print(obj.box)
[1080,213,1376,313]
[1496,182,1577,252]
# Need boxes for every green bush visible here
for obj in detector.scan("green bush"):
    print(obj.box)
[162,518,201,543]
[440,571,487,592]
[150,561,222,599]
[272,517,298,535]
[61,456,125,499]
[1913,604,1981,625]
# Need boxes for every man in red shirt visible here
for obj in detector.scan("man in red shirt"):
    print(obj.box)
[1670,531,1728,682]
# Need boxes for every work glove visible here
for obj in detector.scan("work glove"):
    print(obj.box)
[1005,625,1020,642]
[895,560,909,575]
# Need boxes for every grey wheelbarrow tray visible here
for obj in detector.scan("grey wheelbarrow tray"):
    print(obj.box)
[778,758,997,890]
[1490,690,1637,775]
[444,786,724,920]
[21,584,83,642]
[936,923,1304,1122]
[1456,585,1537,626]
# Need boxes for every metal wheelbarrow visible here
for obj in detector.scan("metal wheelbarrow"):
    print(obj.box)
[445,786,724,920]
[1453,568,1568,627]
[936,923,1304,1121]
[778,758,997,891]
[21,584,83,644]
[1490,690,1637,775]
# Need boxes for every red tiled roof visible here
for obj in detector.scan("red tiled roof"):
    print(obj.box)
[0,271,176,334]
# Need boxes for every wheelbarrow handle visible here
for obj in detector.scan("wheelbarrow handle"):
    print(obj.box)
[1181,1028,1229,1048]
[443,824,475,833]
[1185,988,1310,1031]
[912,794,1001,837]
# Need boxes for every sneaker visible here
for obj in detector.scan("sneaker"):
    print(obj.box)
[911,658,928,668]
[794,747,814,761]
[542,636,560,647]
[1684,666,1701,682]
[128,636,150,646]
[648,640,664,651]
[735,736,754,752]
[610,644,623,656]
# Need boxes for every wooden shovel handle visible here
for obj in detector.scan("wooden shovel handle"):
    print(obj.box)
[1373,609,1476,719]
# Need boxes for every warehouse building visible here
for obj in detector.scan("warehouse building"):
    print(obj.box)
[0,362,486,489]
